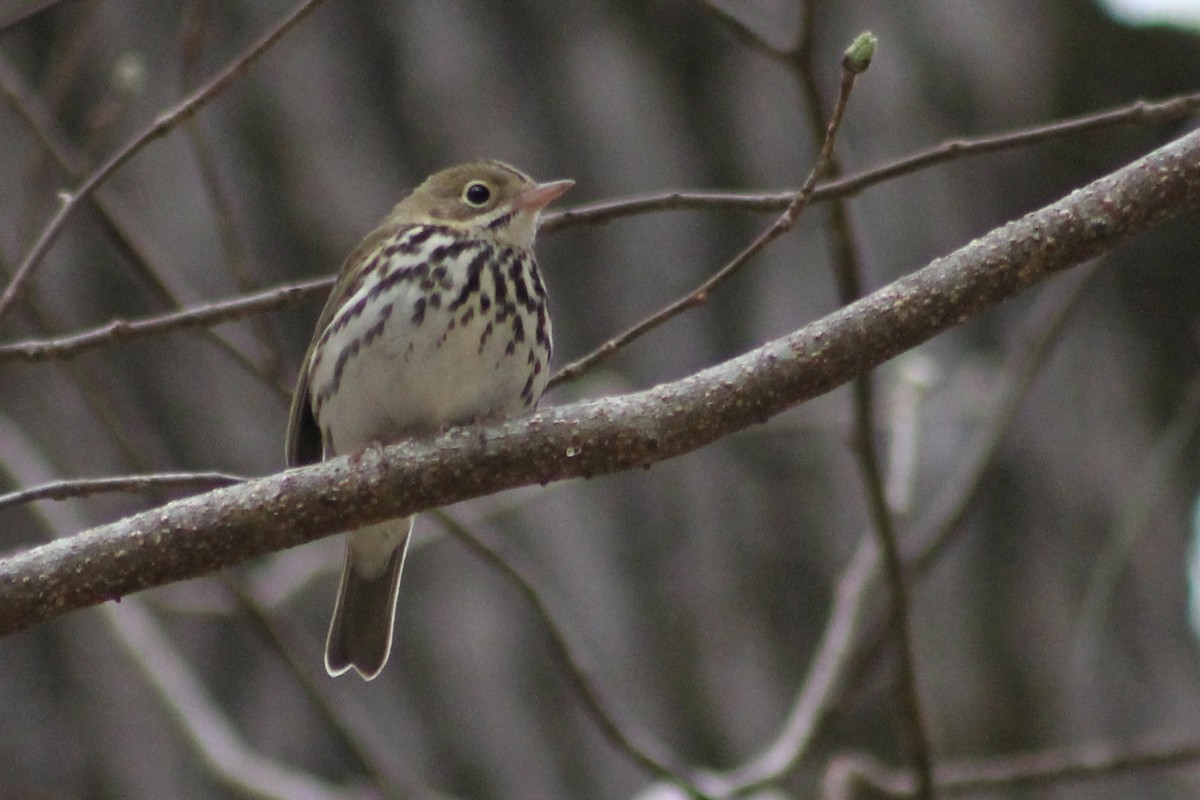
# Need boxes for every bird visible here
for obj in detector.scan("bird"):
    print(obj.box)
[286,161,573,680]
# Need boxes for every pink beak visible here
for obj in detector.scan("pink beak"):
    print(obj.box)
[513,179,574,213]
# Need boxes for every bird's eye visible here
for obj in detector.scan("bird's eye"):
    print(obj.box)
[463,182,492,206]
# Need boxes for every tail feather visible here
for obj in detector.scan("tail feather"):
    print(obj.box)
[325,517,414,680]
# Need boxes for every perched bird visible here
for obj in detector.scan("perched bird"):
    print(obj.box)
[286,161,572,680]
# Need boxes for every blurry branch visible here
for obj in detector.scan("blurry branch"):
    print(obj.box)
[715,536,881,794]
[0,127,1198,637]
[684,0,805,61]
[541,91,1200,233]
[0,471,244,512]
[433,511,709,797]
[548,32,863,390]
[0,0,77,32]
[0,277,330,363]
[0,52,282,391]
[0,52,172,301]
[0,252,149,470]
[223,576,423,800]
[795,28,937,800]
[910,266,1102,574]
[111,599,359,800]
[0,0,332,326]
[179,1,287,384]
[823,735,1200,798]
[0,405,355,800]
[1072,378,1200,657]
[939,735,1200,796]
[854,269,1100,704]
[2,92,1195,370]
[721,266,1099,796]
[884,356,940,516]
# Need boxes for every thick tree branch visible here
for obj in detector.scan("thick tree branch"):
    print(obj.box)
[1,127,1198,636]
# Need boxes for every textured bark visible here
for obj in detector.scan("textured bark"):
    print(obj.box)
[1,127,1198,637]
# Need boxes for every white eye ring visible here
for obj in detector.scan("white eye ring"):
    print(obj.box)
[462,182,492,207]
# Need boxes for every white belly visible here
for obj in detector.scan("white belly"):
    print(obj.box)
[310,271,550,456]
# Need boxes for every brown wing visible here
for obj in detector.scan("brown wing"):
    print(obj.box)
[285,361,323,467]
[284,219,411,468]
[285,267,349,467]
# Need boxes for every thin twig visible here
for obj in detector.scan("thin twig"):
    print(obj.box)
[805,32,937,800]
[0,52,283,391]
[940,735,1200,795]
[0,276,331,363]
[832,268,1103,791]
[2,125,1198,634]
[722,266,1102,796]
[541,91,1200,393]
[3,94,1194,368]
[0,0,331,326]
[834,91,1200,200]
[540,92,1200,234]
[851,358,938,800]
[835,269,1104,739]
[684,0,796,62]
[222,576,422,800]
[0,251,149,469]
[431,510,713,797]
[0,472,245,513]
[548,39,862,390]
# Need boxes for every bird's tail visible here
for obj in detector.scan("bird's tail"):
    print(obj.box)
[324,516,414,680]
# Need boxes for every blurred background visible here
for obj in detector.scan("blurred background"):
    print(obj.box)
[2,1,1200,798]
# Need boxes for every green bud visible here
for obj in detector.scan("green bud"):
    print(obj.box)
[842,32,877,74]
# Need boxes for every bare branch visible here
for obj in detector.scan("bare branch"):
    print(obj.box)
[820,268,1101,784]
[540,92,1200,234]
[433,511,709,795]
[549,43,862,389]
[0,0,332,326]
[4,93,1195,369]
[1072,377,1200,655]
[223,576,427,799]
[941,735,1200,795]
[794,27,937,800]
[178,5,287,383]
[0,277,331,363]
[0,126,1197,636]
[0,51,282,388]
[712,265,1093,795]
[109,598,358,800]
[684,0,795,62]
[0,472,245,512]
